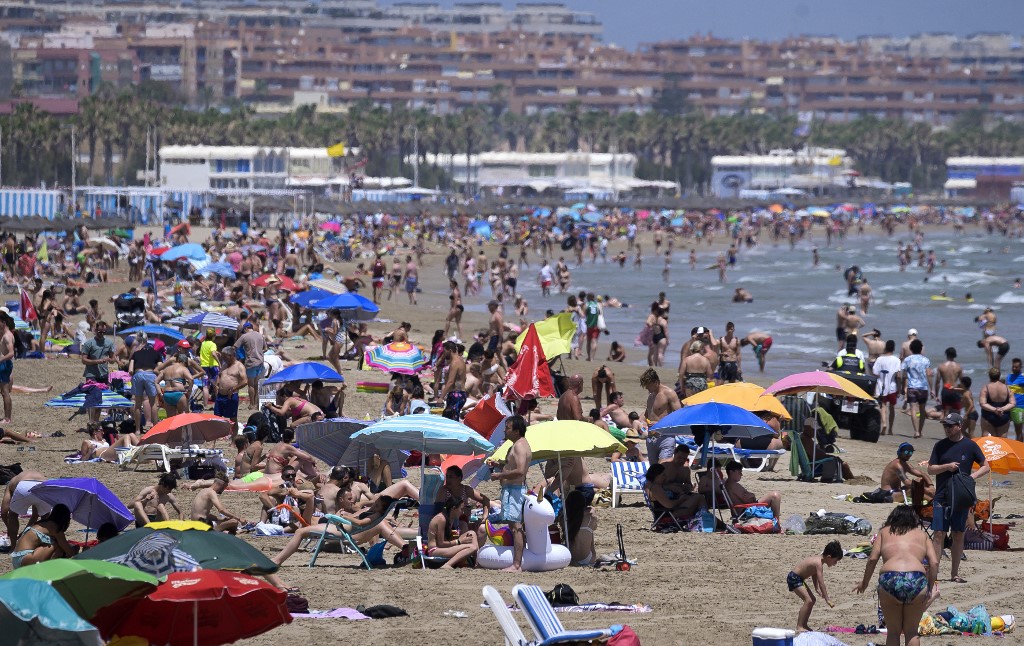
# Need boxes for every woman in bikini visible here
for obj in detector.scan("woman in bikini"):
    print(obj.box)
[9,504,78,569]
[979,367,1014,437]
[444,280,464,339]
[645,302,668,367]
[266,388,323,427]
[566,488,598,566]
[854,505,937,646]
[366,451,393,495]
[426,497,478,568]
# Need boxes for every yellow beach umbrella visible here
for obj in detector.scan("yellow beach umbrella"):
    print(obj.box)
[682,382,792,421]
[514,313,576,359]
[490,420,626,461]
[145,520,211,531]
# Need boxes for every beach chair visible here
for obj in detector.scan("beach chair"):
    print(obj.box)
[123,444,224,473]
[610,460,649,508]
[731,446,788,473]
[416,467,446,569]
[641,482,686,532]
[788,430,840,483]
[257,379,279,408]
[512,584,622,644]
[483,586,532,646]
[306,498,404,569]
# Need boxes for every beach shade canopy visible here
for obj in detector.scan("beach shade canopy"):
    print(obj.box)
[289,288,332,308]
[308,278,348,294]
[682,382,791,421]
[264,362,344,386]
[294,417,405,474]
[973,436,1024,474]
[0,579,104,646]
[46,391,133,410]
[0,560,158,620]
[251,273,298,291]
[116,325,186,342]
[504,324,555,400]
[160,243,208,262]
[308,292,378,319]
[764,371,874,400]
[351,414,494,456]
[489,420,626,462]
[514,312,575,359]
[139,413,233,446]
[195,262,236,279]
[77,526,279,576]
[92,571,291,646]
[31,478,134,531]
[363,341,428,375]
[167,311,239,330]
[651,402,775,441]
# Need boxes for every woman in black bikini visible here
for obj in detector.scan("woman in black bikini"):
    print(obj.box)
[366,452,393,495]
[979,367,1014,437]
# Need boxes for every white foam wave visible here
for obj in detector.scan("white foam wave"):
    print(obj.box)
[994,291,1024,304]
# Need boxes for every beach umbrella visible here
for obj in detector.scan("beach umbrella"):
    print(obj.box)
[87,237,120,254]
[294,417,405,475]
[363,341,428,375]
[308,292,379,320]
[76,525,278,576]
[264,362,344,386]
[0,579,104,646]
[160,243,208,262]
[116,325,186,342]
[195,262,236,279]
[45,391,133,410]
[0,560,158,619]
[167,311,239,330]
[308,278,348,294]
[251,273,298,291]
[289,288,332,308]
[31,478,134,533]
[463,391,512,443]
[973,436,1024,531]
[92,571,291,646]
[139,413,233,446]
[505,324,555,400]
[514,312,576,359]
[319,221,341,233]
[763,371,874,400]
[9,312,30,330]
[682,382,791,421]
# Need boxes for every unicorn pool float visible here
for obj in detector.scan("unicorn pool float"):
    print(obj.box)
[477,489,570,572]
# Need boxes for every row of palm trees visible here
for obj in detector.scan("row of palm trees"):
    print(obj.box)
[2,84,1023,193]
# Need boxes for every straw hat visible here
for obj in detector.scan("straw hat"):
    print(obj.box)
[624,427,642,443]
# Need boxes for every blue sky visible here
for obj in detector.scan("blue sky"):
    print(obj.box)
[408,1,1022,48]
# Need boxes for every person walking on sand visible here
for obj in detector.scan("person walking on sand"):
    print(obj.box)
[787,540,843,633]
[488,415,531,572]
[900,339,932,439]
[935,347,963,417]
[873,340,902,436]
[0,312,15,423]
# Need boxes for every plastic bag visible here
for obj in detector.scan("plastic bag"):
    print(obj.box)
[782,514,806,534]
[947,606,971,633]
[804,511,872,536]
[967,605,991,635]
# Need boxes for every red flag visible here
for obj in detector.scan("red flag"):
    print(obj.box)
[504,324,555,400]
[20,289,37,322]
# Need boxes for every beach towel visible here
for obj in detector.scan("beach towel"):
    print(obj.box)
[291,608,371,620]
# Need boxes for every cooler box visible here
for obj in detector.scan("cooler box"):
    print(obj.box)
[752,627,795,646]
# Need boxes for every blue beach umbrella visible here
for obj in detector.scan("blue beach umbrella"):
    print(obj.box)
[289,288,332,308]
[167,311,239,330]
[116,325,186,342]
[45,391,133,410]
[308,293,379,320]
[195,262,236,279]
[352,414,494,482]
[294,417,405,476]
[30,477,134,532]
[0,579,103,645]
[264,362,344,386]
[160,243,208,262]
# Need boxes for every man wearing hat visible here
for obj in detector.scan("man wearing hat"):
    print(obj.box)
[926,412,989,583]
[876,442,933,503]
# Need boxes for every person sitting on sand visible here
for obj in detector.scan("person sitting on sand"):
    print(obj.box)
[259,466,315,530]
[426,497,478,568]
[8,504,78,569]
[723,460,782,518]
[877,442,934,503]
[191,471,247,533]
[132,473,183,528]
[566,488,598,566]
[436,464,490,538]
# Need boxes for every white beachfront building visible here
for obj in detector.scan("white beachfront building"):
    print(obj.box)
[944,156,1024,200]
[710,148,855,198]
[409,151,677,198]
[159,146,295,190]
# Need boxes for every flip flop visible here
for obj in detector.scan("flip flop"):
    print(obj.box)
[950,575,967,583]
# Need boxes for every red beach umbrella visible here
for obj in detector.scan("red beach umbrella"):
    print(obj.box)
[504,324,555,400]
[252,273,299,291]
[139,413,233,446]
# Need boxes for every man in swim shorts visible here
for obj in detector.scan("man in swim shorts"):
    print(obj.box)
[978,335,1009,371]
[0,311,15,423]
[741,331,773,372]
[641,368,681,463]
[717,322,741,383]
[234,322,267,411]
[214,349,246,425]
[935,347,963,416]
[1007,358,1024,443]
[489,415,531,572]
[437,340,467,420]
[132,473,183,528]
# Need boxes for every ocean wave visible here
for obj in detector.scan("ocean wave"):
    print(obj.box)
[994,291,1024,304]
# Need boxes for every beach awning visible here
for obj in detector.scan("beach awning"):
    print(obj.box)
[944,178,977,190]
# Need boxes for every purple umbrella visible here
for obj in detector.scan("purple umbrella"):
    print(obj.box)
[31,478,134,533]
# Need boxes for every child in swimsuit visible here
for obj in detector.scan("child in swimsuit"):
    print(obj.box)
[788,540,843,632]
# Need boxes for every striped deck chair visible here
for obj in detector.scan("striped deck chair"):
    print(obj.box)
[513,584,622,644]
[609,460,648,508]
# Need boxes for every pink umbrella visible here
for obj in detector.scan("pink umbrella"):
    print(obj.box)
[763,371,873,400]
[320,221,341,233]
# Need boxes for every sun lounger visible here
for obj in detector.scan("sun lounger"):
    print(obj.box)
[512,584,622,644]
[307,498,405,569]
[730,446,788,472]
[124,444,224,473]
[610,460,648,508]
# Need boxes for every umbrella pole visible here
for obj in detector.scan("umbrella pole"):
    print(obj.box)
[194,599,198,646]
[988,471,993,533]
[556,451,569,545]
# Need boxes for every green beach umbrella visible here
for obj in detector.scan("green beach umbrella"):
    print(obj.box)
[74,526,279,576]
[0,560,158,619]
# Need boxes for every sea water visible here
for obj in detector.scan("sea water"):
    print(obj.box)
[512,230,1023,382]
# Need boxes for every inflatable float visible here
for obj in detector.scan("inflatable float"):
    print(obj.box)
[930,295,953,301]
[357,381,390,394]
[477,491,571,572]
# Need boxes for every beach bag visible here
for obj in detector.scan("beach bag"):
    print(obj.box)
[947,471,977,513]
[285,593,309,614]
[854,488,893,503]
[736,517,775,534]
[607,626,641,646]
[545,584,580,607]
[357,604,408,619]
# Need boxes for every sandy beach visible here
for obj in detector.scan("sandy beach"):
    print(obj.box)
[2,223,1022,645]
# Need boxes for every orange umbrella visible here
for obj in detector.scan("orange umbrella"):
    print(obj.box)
[682,382,791,421]
[972,436,1024,530]
[140,413,233,446]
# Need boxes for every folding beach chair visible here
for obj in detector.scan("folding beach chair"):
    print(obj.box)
[512,584,622,644]
[641,482,686,532]
[788,430,841,483]
[610,460,649,508]
[483,585,531,646]
[307,497,405,568]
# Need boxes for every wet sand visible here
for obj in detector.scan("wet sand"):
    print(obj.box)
[1,224,1022,645]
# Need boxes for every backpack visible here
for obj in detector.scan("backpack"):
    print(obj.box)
[947,471,978,513]
[545,583,579,607]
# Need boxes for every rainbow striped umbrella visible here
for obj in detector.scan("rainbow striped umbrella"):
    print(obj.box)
[45,391,133,409]
[363,341,428,375]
